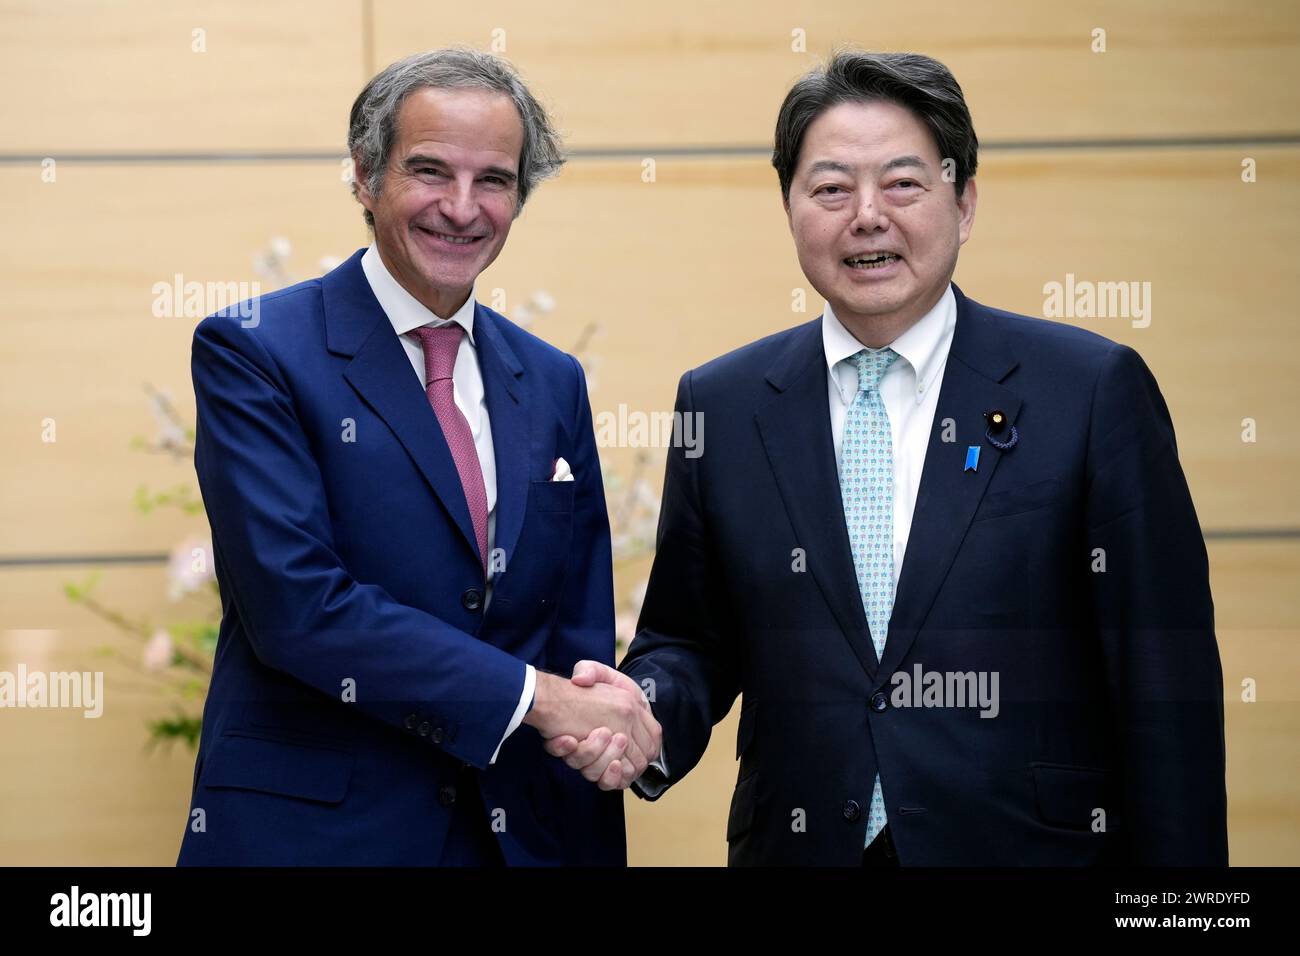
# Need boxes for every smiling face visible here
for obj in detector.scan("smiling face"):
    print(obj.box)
[355,86,524,317]
[785,99,976,345]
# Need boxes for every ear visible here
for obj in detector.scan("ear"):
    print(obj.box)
[956,177,977,245]
[352,155,375,211]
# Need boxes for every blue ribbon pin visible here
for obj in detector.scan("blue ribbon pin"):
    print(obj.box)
[964,446,980,472]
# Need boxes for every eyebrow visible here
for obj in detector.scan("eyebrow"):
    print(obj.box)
[403,154,518,183]
[882,154,929,173]
[804,155,930,178]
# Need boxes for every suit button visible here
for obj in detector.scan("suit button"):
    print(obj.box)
[417,721,432,737]
[403,714,418,731]
[431,726,444,744]
[438,785,457,807]
[843,800,862,822]
[461,588,483,611]
[870,692,889,713]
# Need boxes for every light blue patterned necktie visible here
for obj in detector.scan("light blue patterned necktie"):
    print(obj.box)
[838,346,900,847]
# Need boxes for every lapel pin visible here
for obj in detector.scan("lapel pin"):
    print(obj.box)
[964,445,980,472]
[984,408,1019,451]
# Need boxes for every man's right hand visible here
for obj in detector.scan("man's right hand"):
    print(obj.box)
[524,665,660,789]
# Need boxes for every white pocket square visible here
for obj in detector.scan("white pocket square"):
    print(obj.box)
[551,457,574,481]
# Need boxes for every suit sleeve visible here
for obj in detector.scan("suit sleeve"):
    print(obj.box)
[192,312,525,769]
[621,370,742,799]
[1085,343,1229,864]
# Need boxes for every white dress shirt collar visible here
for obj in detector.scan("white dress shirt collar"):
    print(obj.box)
[360,243,477,342]
[822,283,956,406]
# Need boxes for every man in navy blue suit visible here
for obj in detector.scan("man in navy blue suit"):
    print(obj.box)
[177,49,659,866]
[546,51,1228,865]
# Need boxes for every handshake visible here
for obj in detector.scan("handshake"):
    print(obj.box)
[523,661,662,791]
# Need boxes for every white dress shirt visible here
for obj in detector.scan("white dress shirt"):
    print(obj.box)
[360,244,535,764]
[824,283,957,588]
[636,284,958,797]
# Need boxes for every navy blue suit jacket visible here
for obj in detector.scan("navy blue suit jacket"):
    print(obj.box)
[621,283,1228,866]
[177,249,624,865]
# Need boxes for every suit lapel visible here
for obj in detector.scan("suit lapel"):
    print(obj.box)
[755,320,880,683]
[324,250,481,569]
[876,284,1022,679]
[473,304,529,577]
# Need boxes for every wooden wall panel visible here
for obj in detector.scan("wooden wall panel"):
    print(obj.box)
[373,0,1300,147]
[0,0,365,153]
[0,567,206,865]
[0,164,368,554]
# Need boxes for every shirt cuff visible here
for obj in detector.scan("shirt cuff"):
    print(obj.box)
[633,737,670,798]
[489,664,536,765]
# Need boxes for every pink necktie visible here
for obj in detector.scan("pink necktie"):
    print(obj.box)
[409,325,489,574]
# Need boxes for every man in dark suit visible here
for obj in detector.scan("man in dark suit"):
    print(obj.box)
[177,49,658,866]
[545,51,1227,865]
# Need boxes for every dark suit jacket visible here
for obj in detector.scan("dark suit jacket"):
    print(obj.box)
[177,249,624,865]
[621,283,1227,866]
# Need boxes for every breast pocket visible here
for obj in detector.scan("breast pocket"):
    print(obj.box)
[972,476,1062,523]
[531,478,576,513]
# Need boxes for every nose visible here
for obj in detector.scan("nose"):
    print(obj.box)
[437,179,480,230]
[851,185,889,233]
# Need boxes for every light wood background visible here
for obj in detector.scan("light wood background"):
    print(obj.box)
[1,0,1297,865]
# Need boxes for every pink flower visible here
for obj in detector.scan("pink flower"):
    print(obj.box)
[143,629,173,671]
[167,535,214,600]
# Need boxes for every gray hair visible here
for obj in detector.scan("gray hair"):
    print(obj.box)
[347,48,565,227]
[772,50,978,201]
